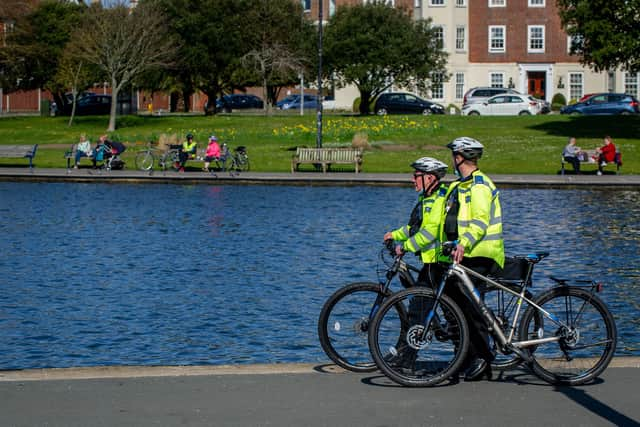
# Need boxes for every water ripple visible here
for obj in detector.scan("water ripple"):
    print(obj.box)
[0,183,638,369]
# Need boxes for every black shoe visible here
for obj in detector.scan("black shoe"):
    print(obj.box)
[463,359,492,382]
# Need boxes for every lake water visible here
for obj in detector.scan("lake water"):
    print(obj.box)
[0,182,638,369]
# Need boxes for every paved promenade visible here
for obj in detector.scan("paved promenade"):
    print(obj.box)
[1,359,640,427]
[1,167,639,187]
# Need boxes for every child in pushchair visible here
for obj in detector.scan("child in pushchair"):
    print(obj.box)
[94,136,126,170]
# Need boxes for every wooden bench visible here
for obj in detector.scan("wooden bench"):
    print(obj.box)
[291,147,363,173]
[561,149,622,175]
[0,144,38,169]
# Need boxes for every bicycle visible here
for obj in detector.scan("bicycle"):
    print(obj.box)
[368,242,617,387]
[318,242,544,373]
[225,146,250,172]
[134,141,163,171]
[160,145,183,172]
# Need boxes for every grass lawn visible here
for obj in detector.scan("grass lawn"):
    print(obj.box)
[0,112,638,174]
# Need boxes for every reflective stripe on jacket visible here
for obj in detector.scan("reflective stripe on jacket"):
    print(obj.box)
[441,170,505,267]
[391,184,448,263]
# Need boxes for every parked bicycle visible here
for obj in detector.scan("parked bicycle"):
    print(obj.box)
[134,140,163,171]
[161,144,183,172]
[318,242,544,373]
[225,146,250,172]
[368,241,617,387]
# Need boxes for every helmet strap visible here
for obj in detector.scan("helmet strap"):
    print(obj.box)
[424,175,439,195]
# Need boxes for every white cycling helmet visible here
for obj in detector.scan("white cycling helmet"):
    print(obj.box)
[446,137,484,160]
[411,157,448,179]
[209,135,218,141]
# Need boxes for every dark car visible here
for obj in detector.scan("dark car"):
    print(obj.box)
[560,93,640,115]
[276,94,301,109]
[374,92,445,115]
[58,94,112,116]
[215,94,264,113]
[280,95,319,110]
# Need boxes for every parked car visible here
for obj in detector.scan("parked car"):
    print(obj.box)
[560,93,640,115]
[58,94,112,116]
[280,95,319,110]
[322,95,336,111]
[463,86,521,106]
[579,93,595,102]
[215,94,264,113]
[276,94,301,109]
[462,94,541,116]
[374,92,445,116]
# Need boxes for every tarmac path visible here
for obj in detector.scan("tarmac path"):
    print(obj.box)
[1,360,640,427]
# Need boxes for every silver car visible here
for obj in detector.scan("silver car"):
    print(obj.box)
[463,86,520,106]
[462,94,541,116]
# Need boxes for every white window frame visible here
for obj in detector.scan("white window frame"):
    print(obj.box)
[624,72,639,98]
[434,25,445,50]
[528,25,545,53]
[429,0,445,6]
[489,0,506,7]
[455,26,466,52]
[455,72,465,100]
[302,0,311,12]
[489,72,505,88]
[431,73,445,100]
[568,72,584,101]
[528,0,545,6]
[456,0,466,6]
[489,25,506,53]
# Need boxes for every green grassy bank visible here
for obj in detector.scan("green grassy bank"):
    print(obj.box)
[0,113,638,174]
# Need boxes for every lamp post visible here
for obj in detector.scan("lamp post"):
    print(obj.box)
[316,0,323,148]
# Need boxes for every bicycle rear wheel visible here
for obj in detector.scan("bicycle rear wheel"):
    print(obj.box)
[369,288,469,387]
[161,150,180,171]
[318,282,394,372]
[519,286,617,385]
[484,283,541,370]
[135,151,155,171]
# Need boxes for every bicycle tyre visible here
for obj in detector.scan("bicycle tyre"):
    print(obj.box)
[239,157,250,172]
[318,282,394,372]
[369,287,469,387]
[135,151,155,171]
[518,286,617,386]
[484,283,541,370]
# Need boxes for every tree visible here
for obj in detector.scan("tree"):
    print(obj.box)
[324,1,448,115]
[157,0,251,115]
[557,0,640,72]
[242,0,315,112]
[73,1,177,131]
[0,0,84,109]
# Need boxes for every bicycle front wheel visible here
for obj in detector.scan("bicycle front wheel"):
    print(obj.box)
[318,282,394,372]
[369,288,469,387]
[519,286,617,385]
[135,151,155,171]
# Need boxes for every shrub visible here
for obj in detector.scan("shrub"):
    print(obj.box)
[551,93,567,106]
[351,132,369,149]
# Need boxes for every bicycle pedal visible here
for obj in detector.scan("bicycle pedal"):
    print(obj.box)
[506,344,532,363]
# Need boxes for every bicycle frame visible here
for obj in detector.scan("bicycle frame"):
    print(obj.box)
[422,261,596,355]
[367,249,420,320]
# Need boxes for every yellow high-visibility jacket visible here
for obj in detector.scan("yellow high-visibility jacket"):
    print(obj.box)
[440,170,504,267]
[391,184,448,263]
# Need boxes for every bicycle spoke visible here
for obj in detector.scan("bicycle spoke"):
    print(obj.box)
[520,287,616,385]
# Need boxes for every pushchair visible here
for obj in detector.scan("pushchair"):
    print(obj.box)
[95,140,126,170]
